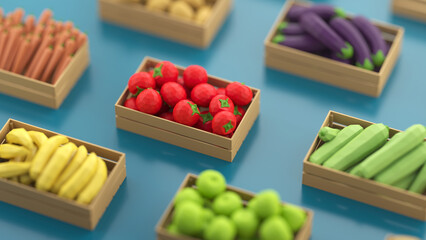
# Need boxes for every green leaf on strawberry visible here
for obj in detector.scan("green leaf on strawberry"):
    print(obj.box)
[153,63,164,78]
[219,98,230,108]
[223,121,234,133]
[132,86,145,97]
[200,112,213,124]
[234,106,242,116]
[188,102,200,116]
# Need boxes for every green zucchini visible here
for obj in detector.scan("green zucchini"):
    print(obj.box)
[309,125,363,165]
[323,124,389,171]
[409,161,426,194]
[375,142,426,185]
[357,124,426,179]
[392,172,417,190]
[318,127,340,142]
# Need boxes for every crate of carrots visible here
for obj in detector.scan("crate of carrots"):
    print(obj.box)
[0,8,89,109]
[156,170,314,240]
[264,1,404,97]
[303,111,426,220]
[98,0,232,48]
[0,119,126,229]
[393,0,426,23]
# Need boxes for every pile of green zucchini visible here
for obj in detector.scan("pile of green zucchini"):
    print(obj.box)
[309,124,426,194]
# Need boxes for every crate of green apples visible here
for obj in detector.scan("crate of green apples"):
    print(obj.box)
[303,111,426,220]
[156,170,313,240]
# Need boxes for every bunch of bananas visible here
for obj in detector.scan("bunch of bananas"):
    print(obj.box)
[0,128,108,204]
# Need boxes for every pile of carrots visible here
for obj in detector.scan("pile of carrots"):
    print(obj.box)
[0,8,87,84]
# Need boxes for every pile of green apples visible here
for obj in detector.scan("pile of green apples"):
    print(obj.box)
[167,170,307,240]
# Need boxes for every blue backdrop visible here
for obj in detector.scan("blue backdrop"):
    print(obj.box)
[0,0,425,239]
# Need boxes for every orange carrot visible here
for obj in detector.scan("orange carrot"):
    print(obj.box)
[63,21,73,31]
[55,31,70,48]
[12,8,24,25]
[53,54,72,84]
[34,24,44,36]
[0,26,22,69]
[25,34,53,77]
[70,28,79,39]
[30,45,53,80]
[53,38,75,78]
[0,29,7,51]
[11,38,31,73]
[5,33,24,71]
[24,15,35,33]
[41,44,64,82]
[55,21,63,33]
[76,32,87,49]
[20,34,41,74]
[38,9,52,26]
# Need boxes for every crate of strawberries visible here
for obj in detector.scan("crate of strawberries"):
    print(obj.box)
[0,8,90,108]
[264,0,404,97]
[115,57,260,162]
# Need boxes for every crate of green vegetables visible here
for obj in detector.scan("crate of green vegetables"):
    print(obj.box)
[303,111,426,220]
[156,170,314,240]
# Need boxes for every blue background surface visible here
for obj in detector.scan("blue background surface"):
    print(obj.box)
[0,0,425,239]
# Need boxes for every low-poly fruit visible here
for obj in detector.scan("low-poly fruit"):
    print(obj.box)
[212,111,237,136]
[191,83,217,107]
[204,216,236,240]
[136,88,163,115]
[169,1,194,20]
[226,82,253,106]
[216,88,226,96]
[161,82,187,107]
[159,112,174,121]
[196,169,226,199]
[282,204,307,232]
[128,72,156,94]
[209,95,234,116]
[195,111,213,132]
[203,208,215,223]
[173,100,200,126]
[167,223,180,235]
[231,208,259,239]
[212,191,242,216]
[173,201,205,236]
[153,61,179,87]
[77,157,108,204]
[248,189,281,219]
[174,187,204,207]
[124,98,138,111]
[183,65,208,89]
[234,106,246,125]
[259,216,293,240]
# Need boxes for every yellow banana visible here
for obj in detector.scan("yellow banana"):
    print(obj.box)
[30,135,69,180]
[6,128,35,151]
[51,145,88,194]
[36,143,77,191]
[77,157,108,204]
[11,156,25,162]
[9,177,19,182]
[0,162,31,178]
[0,144,29,159]
[28,131,48,148]
[19,174,34,185]
[58,153,98,200]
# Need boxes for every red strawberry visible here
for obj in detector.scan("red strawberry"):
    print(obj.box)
[195,111,213,132]
[183,65,208,89]
[212,111,237,136]
[216,88,226,96]
[124,97,138,110]
[153,61,179,87]
[159,112,174,121]
[226,82,253,106]
[160,82,187,107]
[209,95,234,116]
[128,72,156,94]
[177,77,192,98]
[173,100,200,126]
[136,89,163,114]
[233,106,246,125]
[191,83,217,107]
[157,103,170,115]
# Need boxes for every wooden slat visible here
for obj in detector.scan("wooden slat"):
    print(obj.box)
[393,0,426,22]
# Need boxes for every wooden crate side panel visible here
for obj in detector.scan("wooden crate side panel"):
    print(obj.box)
[393,0,426,22]
[116,116,233,161]
[99,0,205,47]
[0,69,55,95]
[302,173,426,221]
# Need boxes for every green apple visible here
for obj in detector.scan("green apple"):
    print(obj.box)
[174,187,203,207]
[248,190,281,219]
[281,204,307,232]
[196,170,226,199]
[259,216,293,240]
[166,223,180,235]
[203,208,215,223]
[204,216,236,240]
[231,208,259,239]
[212,191,242,216]
[173,201,205,236]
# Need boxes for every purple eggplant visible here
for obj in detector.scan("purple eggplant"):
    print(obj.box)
[287,4,346,22]
[329,52,352,64]
[300,13,353,59]
[330,18,374,70]
[278,21,305,35]
[272,34,326,52]
[352,16,387,67]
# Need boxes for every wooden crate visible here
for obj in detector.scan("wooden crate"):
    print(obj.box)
[264,1,404,97]
[98,0,232,48]
[115,57,260,162]
[386,236,421,240]
[0,42,90,109]
[302,111,426,220]
[393,0,426,23]
[156,173,314,240]
[0,119,126,230]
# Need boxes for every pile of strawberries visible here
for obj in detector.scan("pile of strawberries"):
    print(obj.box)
[124,61,253,137]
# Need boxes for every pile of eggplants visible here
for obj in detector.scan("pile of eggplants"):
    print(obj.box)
[272,4,389,71]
